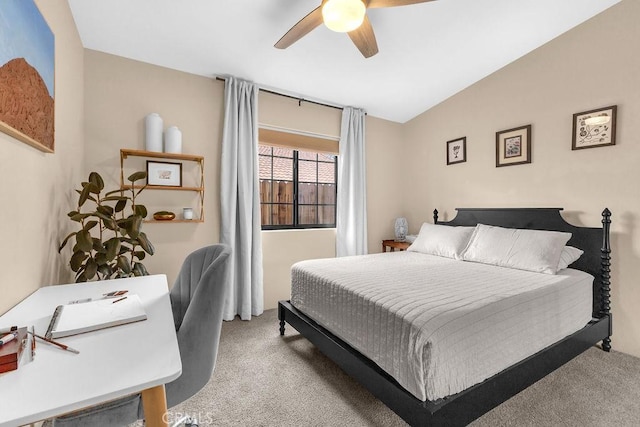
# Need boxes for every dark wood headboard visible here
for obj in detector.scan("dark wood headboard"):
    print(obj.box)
[434,208,611,320]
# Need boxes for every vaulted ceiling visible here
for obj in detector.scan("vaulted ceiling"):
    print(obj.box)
[68,0,620,123]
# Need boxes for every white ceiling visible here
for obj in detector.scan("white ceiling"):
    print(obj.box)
[68,0,620,123]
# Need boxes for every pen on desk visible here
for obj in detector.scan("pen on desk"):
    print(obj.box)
[28,331,80,355]
[0,331,17,345]
[31,325,36,358]
[68,297,92,304]
[0,325,17,334]
[104,290,128,298]
[112,296,128,304]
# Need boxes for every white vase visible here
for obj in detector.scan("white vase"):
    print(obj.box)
[394,217,408,242]
[164,126,182,154]
[144,113,163,152]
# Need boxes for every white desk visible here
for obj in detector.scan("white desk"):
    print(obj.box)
[0,275,181,427]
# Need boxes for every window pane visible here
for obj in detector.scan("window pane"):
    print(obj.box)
[260,146,336,229]
[273,147,293,158]
[318,162,335,184]
[273,157,293,181]
[258,156,272,181]
[318,183,335,204]
[298,151,317,161]
[318,153,336,163]
[298,160,317,183]
[261,204,271,225]
[258,145,272,156]
[259,180,273,204]
[298,182,317,204]
[319,206,335,225]
[272,204,293,225]
[273,180,293,204]
[298,205,317,225]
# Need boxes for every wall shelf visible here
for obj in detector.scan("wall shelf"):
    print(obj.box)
[144,219,205,224]
[121,148,203,162]
[120,149,205,222]
[121,184,204,192]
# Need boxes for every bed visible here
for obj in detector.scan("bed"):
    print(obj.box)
[278,208,612,426]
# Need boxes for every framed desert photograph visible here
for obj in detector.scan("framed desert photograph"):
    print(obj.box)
[0,0,55,153]
[446,137,467,165]
[572,105,617,150]
[147,161,182,187]
[496,125,531,167]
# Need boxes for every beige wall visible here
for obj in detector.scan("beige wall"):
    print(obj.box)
[83,50,225,289]
[365,116,407,253]
[0,0,85,314]
[83,51,404,310]
[403,0,639,357]
[258,91,341,138]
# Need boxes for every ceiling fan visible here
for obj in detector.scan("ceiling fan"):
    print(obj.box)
[274,0,436,58]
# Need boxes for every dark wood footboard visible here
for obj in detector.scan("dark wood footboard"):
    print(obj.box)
[279,300,611,426]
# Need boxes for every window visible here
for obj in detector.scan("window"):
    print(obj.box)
[259,145,337,230]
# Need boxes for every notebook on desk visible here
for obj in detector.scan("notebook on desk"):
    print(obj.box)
[45,295,147,339]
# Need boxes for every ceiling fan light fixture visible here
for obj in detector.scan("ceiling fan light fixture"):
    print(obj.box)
[322,0,366,33]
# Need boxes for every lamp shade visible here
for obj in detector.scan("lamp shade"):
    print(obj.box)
[394,217,408,242]
[322,0,366,33]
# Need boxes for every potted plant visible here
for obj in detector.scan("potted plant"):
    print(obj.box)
[59,171,155,282]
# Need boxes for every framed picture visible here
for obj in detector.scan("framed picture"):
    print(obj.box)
[146,161,182,187]
[572,105,617,150]
[446,137,467,165]
[496,125,531,167]
[0,1,55,153]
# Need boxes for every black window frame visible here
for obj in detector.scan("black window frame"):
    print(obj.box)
[259,146,338,230]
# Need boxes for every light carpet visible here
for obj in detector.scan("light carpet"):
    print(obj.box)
[166,309,640,426]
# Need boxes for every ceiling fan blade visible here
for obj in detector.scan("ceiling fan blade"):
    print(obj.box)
[367,0,436,9]
[275,6,324,49]
[348,15,378,58]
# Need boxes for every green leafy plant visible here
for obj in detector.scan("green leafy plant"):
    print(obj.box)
[59,171,155,282]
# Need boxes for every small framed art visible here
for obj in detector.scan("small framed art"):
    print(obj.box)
[146,161,182,187]
[496,125,531,167]
[572,105,617,150]
[446,137,467,165]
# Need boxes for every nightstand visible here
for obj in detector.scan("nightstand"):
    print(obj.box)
[382,239,411,252]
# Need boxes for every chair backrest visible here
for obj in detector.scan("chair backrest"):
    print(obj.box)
[52,245,232,426]
[165,244,232,408]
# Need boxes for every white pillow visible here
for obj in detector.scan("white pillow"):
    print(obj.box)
[461,224,571,274]
[557,246,584,271]
[407,223,475,260]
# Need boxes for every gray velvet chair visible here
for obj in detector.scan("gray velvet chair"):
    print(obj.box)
[50,244,231,426]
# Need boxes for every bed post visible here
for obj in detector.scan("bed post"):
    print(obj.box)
[601,208,612,352]
[278,302,286,336]
[433,209,439,224]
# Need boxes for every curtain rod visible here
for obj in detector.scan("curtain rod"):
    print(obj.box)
[215,76,344,111]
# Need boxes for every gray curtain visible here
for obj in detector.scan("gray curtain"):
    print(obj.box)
[220,76,263,320]
[336,107,368,257]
